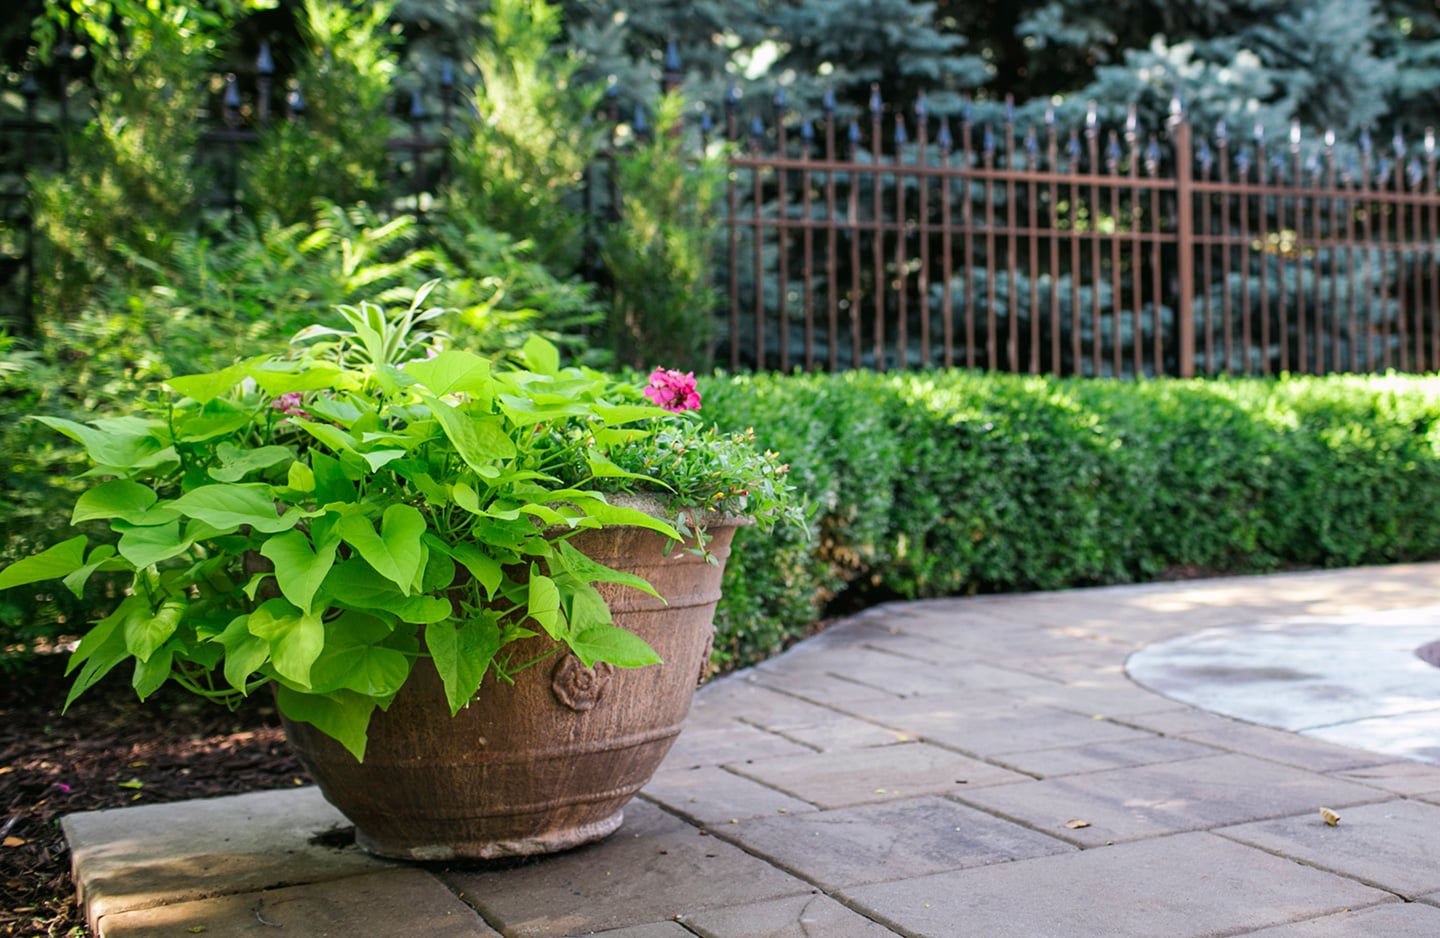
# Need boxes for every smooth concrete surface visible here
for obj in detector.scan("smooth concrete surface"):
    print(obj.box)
[63,564,1440,937]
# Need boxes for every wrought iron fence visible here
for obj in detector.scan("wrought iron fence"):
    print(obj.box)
[718,92,1440,378]
[8,46,1440,380]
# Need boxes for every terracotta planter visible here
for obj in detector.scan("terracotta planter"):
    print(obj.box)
[281,517,741,860]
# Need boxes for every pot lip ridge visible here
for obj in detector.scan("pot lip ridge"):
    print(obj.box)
[584,491,755,530]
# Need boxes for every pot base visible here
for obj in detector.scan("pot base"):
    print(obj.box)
[354,808,626,861]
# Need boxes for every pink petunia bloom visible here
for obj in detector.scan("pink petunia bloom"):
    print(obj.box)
[643,369,702,413]
[270,392,308,418]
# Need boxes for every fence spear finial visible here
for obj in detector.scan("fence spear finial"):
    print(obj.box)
[1005,94,1015,125]
[1215,119,1228,144]
[441,58,455,89]
[1324,127,1335,149]
[257,41,274,76]
[916,89,928,121]
[869,83,883,116]
[286,85,305,119]
[822,88,836,113]
[1426,127,1436,157]
[937,115,953,153]
[1085,100,1098,135]
[1360,126,1373,155]
[895,116,908,146]
[1289,119,1301,149]
[1394,127,1406,157]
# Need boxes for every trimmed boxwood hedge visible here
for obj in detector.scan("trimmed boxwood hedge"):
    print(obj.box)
[701,371,1440,670]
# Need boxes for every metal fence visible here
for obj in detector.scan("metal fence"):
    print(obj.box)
[9,52,1440,379]
[719,94,1440,378]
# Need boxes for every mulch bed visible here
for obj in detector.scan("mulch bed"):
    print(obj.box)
[0,655,309,938]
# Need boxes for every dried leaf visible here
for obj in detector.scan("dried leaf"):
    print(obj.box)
[117,779,144,790]
[1065,819,1091,830]
[1320,807,1341,826]
[3,836,26,848]
[0,766,13,776]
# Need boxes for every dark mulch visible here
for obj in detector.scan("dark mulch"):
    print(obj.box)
[0,655,309,938]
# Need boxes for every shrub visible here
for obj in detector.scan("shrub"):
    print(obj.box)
[697,370,1440,668]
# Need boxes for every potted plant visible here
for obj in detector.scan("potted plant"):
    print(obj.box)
[0,283,801,859]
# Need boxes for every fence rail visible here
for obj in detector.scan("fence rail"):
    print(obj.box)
[718,96,1440,378]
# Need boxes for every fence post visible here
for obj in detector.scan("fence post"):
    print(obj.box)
[1172,112,1196,377]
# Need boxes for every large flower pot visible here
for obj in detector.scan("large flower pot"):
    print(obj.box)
[281,518,741,861]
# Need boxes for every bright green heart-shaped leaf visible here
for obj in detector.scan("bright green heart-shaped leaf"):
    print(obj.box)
[556,540,662,599]
[562,579,614,634]
[585,452,660,484]
[404,350,494,397]
[260,529,340,614]
[71,481,161,525]
[0,535,88,590]
[249,362,353,396]
[132,645,174,699]
[287,461,316,492]
[567,623,662,669]
[358,449,407,471]
[61,544,121,598]
[63,598,138,709]
[338,505,426,593]
[310,452,356,504]
[174,403,252,443]
[426,615,503,715]
[124,597,185,662]
[521,504,576,528]
[115,519,192,568]
[308,643,411,697]
[33,416,164,469]
[214,614,271,692]
[247,598,325,688]
[291,419,359,457]
[274,685,376,762]
[163,358,267,403]
[435,540,502,598]
[527,570,563,640]
[209,444,295,482]
[593,403,671,427]
[420,393,517,474]
[566,498,681,539]
[521,334,560,376]
[171,484,301,533]
[319,559,449,623]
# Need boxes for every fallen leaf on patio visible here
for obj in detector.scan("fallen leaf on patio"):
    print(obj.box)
[1065,819,1091,829]
[1320,807,1341,826]
[3,837,26,847]
[117,779,143,790]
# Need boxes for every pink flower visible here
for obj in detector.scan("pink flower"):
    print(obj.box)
[270,392,308,418]
[643,369,702,413]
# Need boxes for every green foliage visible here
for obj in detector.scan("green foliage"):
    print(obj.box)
[243,0,403,222]
[696,369,1440,669]
[446,0,605,275]
[601,92,727,370]
[29,0,235,312]
[0,296,800,758]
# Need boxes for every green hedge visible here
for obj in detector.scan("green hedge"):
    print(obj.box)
[702,371,1440,670]
[7,367,1440,673]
